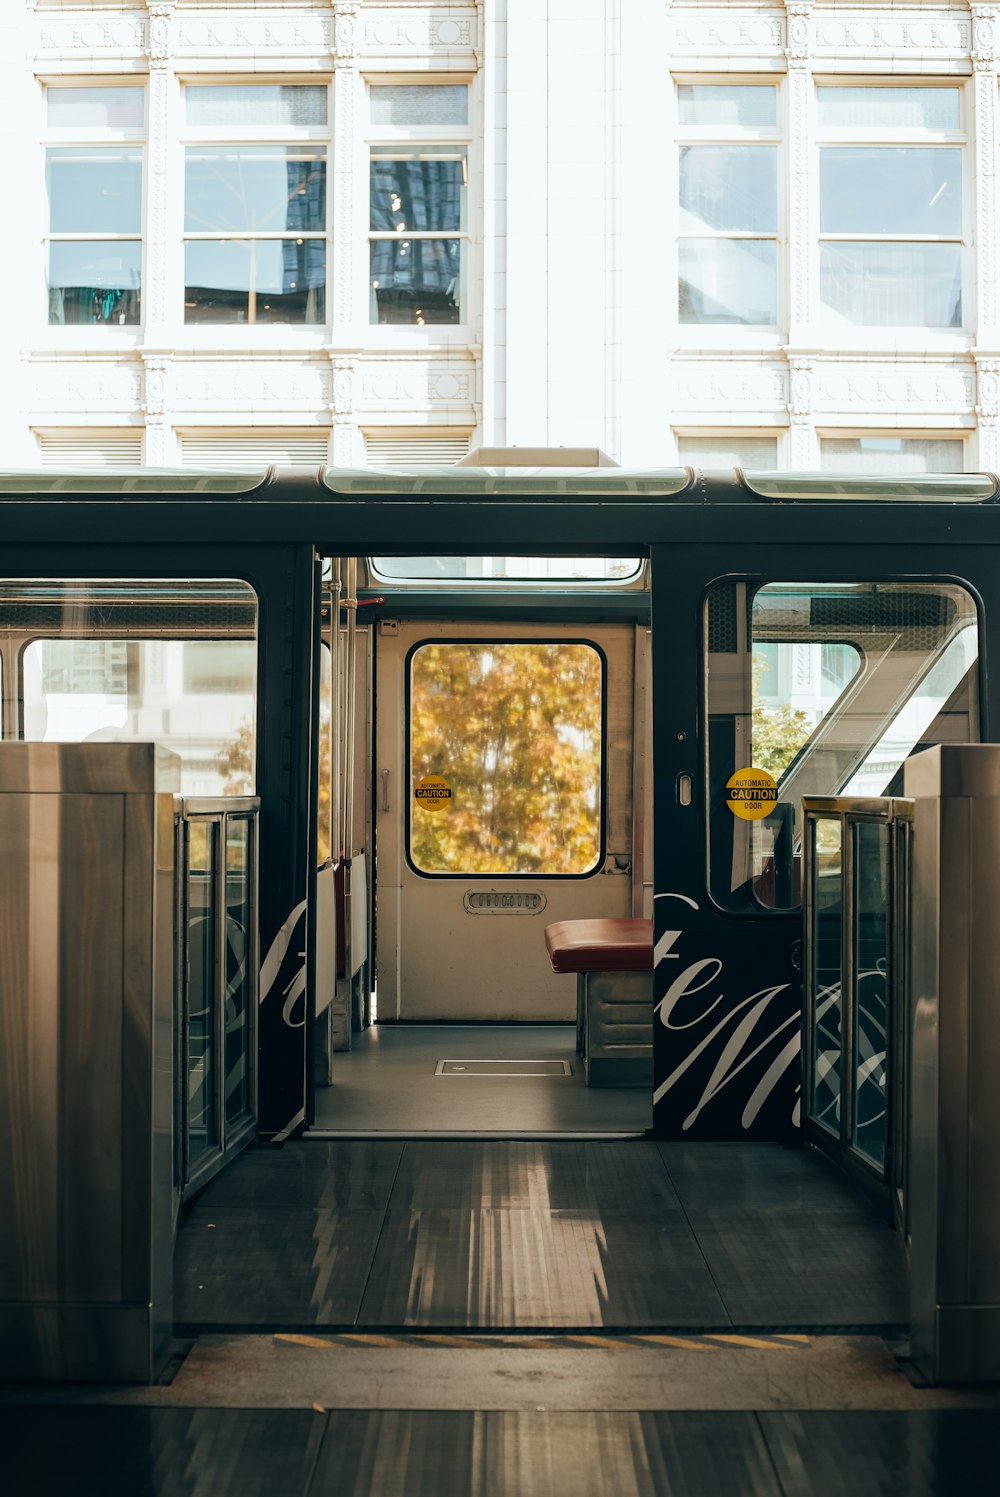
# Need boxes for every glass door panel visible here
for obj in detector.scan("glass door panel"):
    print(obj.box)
[187,819,219,1166]
[224,817,252,1128]
[852,820,889,1168]
[811,817,843,1136]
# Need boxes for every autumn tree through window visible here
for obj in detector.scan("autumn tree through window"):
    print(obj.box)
[409,641,603,876]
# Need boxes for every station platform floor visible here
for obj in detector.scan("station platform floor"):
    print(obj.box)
[4,1141,999,1496]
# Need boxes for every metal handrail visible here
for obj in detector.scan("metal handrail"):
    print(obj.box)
[802,795,913,1226]
[175,795,260,1203]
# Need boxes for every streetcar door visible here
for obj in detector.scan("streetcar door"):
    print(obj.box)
[374,619,641,1022]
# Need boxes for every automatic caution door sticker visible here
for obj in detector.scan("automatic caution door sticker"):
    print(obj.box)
[726,766,778,820]
[414,774,453,812]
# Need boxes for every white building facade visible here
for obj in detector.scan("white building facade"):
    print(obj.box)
[5,0,1000,472]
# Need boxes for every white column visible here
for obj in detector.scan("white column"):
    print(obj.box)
[504,0,551,443]
[784,1,817,466]
[330,356,360,466]
[618,0,672,465]
[144,2,179,464]
[481,0,507,444]
[1,6,39,464]
[332,5,362,333]
[972,6,1000,468]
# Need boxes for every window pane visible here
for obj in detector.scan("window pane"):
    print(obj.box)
[372,556,641,581]
[370,149,466,232]
[185,148,326,233]
[224,815,252,1128]
[370,238,462,324]
[852,819,889,1168]
[811,817,843,1134]
[186,84,327,127]
[185,239,326,324]
[48,242,141,326]
[818,86,960,131]
[19,606,257,800]
[677,85,776,128]
[820,242,961,327]
[410,643,603,876]
[47,147,142,233]
[370,85,468,127]
[705,580,979,912]
[678,436,779,468]
[47,86,145,129]
[820,437,965,474]
[679,238,777,325]
[820,148,962,235]
[680,145,776,233]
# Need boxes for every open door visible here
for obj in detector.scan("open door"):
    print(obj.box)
[373,619,640,1023]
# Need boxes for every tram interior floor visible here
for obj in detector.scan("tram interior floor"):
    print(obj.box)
[309,1022,650,1134]
[5,1143,999,1496]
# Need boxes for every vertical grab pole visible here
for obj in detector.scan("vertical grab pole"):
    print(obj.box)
[330,561,343,869]
[344,556,358,861]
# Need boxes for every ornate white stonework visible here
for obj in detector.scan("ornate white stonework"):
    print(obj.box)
[168,360,334,411]
[670,362,788,412]
[36,12,148,59]
[811,361,977,412]
[812,10,971,64]
[356,359,477,411]
[172,13,334,55]
[29,360,145,413]
[669,9,785,59]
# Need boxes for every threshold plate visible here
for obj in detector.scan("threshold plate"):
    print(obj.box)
[436,1059,572,1077]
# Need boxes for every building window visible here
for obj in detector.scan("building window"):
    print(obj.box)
[677,434,780,468]
[45,85,145,326]
[677,84,778,327]
[369,83,470,325]
[818,86,964,328]
[179,431,331,469]
[820,436,966,473]
[183,84,328,325]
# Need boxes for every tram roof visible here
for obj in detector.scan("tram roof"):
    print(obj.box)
[0,466,995,503]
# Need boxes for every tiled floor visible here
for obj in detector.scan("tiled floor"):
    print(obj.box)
[175,1140,908,1332]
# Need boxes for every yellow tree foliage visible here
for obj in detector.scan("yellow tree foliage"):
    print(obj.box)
[410,642,602,874]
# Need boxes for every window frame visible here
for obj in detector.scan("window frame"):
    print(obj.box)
[404,635,608,880]
[180,78,332,330]
[42,78,147,333]
[817,430,970,474]
[674,77,784,342]
[814,78,969,335]
[364,75,475,333]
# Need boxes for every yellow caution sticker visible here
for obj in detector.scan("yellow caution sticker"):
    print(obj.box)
[726,766,779,821]
[414,774,453,813]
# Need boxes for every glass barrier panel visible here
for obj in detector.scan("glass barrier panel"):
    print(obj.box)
[811,817,843,1136]
[224,816,252,1128]
[852,820,890,1169]
[187,819,218,1165]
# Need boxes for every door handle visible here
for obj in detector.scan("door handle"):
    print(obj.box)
[381,769,390,812]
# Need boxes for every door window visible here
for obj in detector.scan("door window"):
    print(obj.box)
[408,640,604,876]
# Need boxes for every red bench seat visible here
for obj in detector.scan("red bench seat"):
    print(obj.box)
[544,917,653,975]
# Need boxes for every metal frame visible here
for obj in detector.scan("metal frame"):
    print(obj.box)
[176,796,260,1203]
[802,795,913,1201]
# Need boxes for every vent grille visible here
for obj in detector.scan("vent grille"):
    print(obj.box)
[363,432,471,468]
[707,582,739,654]
[38,432,143,470]
[180,432,330,470]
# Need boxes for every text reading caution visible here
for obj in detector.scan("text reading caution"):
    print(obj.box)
[726,766,779,821]
[414,774,453,813]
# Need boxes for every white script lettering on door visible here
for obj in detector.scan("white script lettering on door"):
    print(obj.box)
[653,892,800,1130]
